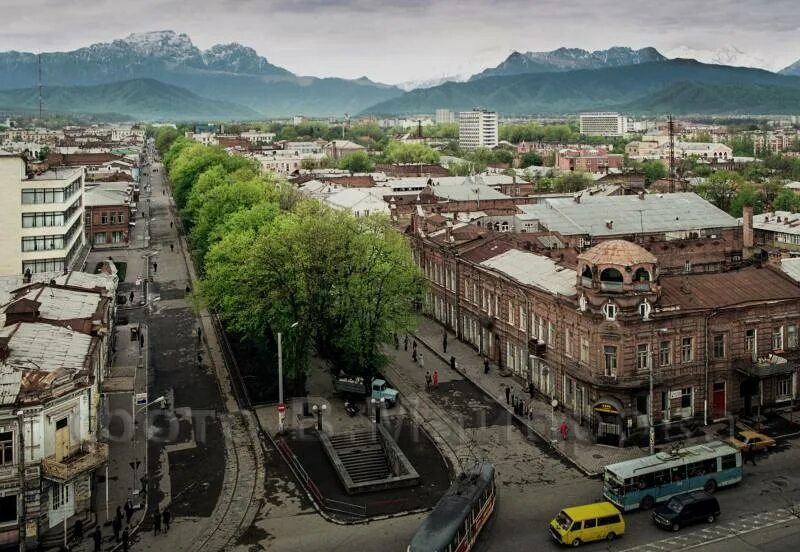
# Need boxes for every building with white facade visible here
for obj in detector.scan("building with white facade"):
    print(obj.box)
[458,110,498,150]
[580,112,628,137]
[0,153,86,276]
[435,109,455,125]
[240,131,276,146]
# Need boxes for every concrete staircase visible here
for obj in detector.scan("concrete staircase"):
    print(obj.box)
[328,431,390,483]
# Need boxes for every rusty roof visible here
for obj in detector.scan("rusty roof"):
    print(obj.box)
[659,266,800,310]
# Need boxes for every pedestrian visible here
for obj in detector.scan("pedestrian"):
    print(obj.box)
[432,369,439,388]
[162,507,171,533]
[140,475,148,498]
[505,386,510,404]
[153,507,162,535]
[185,284,191,294]
[425,371,431,390]
[442,331,448,353]
[74,518,84,542]
[153,262,158,273]
[121,528,129,552]
[170,221,173,229]
[139,332,144,349]
[404,335,408,351]
[170,243,174,252]
[116,506,123,524]
[419,353,425,369]
[528,382,535,399]
[162,189,165,195]
[450,355,456,371]
[559,420,569,441]
[124,498,133,525]
[746,443,757,466]
[394,333,399,350]
[112,515,121,542]
[511,391,515,406]
[412,348,417,363]
[484,358,490,374]
[92,527,101,552]
[197,326,202,343]
[197,352,203,368]
[129,290,134,303]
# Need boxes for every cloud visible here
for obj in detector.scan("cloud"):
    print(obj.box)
[0,0,798,83]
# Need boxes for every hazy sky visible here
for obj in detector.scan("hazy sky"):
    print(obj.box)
[2,0,799,83]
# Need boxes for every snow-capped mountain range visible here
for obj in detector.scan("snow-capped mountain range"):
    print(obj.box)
[666,45,780,71]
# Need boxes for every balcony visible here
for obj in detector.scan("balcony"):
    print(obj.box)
[734,354,795,379]
[41,441,109,483]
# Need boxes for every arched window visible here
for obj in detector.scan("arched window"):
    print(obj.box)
[633,268,651,282]
[582,266,592,279]
[600,268,623,283]
[501,221,509,232]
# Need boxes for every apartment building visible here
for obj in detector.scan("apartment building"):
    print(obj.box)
[458,110,498,150]
[435,109,455,125]
[0,153,86,276]
[580,112,628,137]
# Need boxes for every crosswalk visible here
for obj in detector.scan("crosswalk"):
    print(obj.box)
[622,508,798,551]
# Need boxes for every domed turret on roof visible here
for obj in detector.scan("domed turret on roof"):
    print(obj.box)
[577,239,658,294]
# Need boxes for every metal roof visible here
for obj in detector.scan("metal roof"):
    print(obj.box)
[0,322,92,374]
[519,193,737,237]
[12,286,102,321]
[480,249,577,296]
[781,258,800,283]
[0,370,21,406]
[431,184,509,202]
[750,211,800,236]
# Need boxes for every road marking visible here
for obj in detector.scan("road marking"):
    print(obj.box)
[621,508,798,551]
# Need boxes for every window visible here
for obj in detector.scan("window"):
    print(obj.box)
[112,231,124,243]
[94,232,107,245]
[681,337,693,363]
[603,303,616,321]
[548,322,555,346]
[713,334,725,359]
[508,300,514,325]
[639,301,651,320]
[788,325,798,349]
[637,343,650,371]
[777,375,791,400]
[720,454,737,471]
[0,495,16,523]
[684,260,692,273]
[745,328,757,360]
[580,337,589,364]
[565,328,573,358]
[659,340,671,366]
[604,346,617,376]
[0,432,12,465]
[584,519,597,529]
[22,258,66,274]
[519,306,526,332]
[100,212,109,224]
[22,235,64,252]
[773,327,784,351]
[681,387,693,410]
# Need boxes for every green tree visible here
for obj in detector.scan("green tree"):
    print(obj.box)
[641,160,668,186]
[773,187,800,212]
[338,151,375,173]
[383,141,440,164]
[490,148,514,165]
[695,170,742,213]
[730,184,764,217]
[519,151,543,168]
[155,127,180,155]
[553,172,592,193]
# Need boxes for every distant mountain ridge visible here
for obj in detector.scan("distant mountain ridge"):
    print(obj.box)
[470,46,666,80]
[364,59,800,116]
[0,78,260,120]
[0,31,402,117]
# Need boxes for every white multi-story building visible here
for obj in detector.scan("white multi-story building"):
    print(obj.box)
[580,112,628,137]
[240,131,276,146]
[435,109,455,125]
[458,110,498,150]
[0,153,86,275]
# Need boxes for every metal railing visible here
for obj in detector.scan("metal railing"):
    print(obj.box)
[41,441,109,483]
[209,311,253,410]
[274,437,366,518]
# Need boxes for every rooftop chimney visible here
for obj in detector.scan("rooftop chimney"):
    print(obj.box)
[743,205,754,259]
[638,191,645,200]
[605,220,614,230]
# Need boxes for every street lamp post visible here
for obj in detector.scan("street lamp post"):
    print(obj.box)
[550,399,559,446]
[131,395,165,499]
[371,398,385,424]
[312,404,327,431]
[277,322,299,434]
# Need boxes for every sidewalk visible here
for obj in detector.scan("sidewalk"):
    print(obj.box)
[412,316,658,475]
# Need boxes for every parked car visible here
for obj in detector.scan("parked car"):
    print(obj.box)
[652,491,720,532]
[725,430,776,452]
[549,501,625,546]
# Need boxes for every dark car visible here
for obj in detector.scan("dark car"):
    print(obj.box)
[652,491,720,532]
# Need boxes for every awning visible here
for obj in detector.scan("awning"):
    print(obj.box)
[593,396,625,416]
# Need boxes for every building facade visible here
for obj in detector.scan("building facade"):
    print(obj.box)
[435,109,455,125]
[458,110,498,150]
[0,154,86,276]
[555,147,624,173]
[580,113,628,137]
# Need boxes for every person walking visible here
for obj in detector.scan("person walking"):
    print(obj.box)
[412,340,417,353]
[412,348,417,363]
[404,335,409,351]
[559,420,569,441]
[746,443,757,466]
[170,221,173,229]
[92,527,101,551]
[505,386,510,404]
[153,262,158,274]
[528,382,535,399]
[432,369,439,388]
[442,331,448,353]
[115,506,123,524]
[450,356,456,371]
[484,358,490,374]
[394,333,399,350]
[112,514,121,542]
[197,326,202,343]
[124,498,133,525]
[418,353,425,370]
[129,290,134,303]
[197,352,203,368]
[425,371,431,391]
[153,507,162,535]
[121,528,129,552]
[162,507,172,533]
[170,243,174,252]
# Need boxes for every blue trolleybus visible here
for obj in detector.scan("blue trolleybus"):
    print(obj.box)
[408,462,496,552]
[603,441,742,511]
